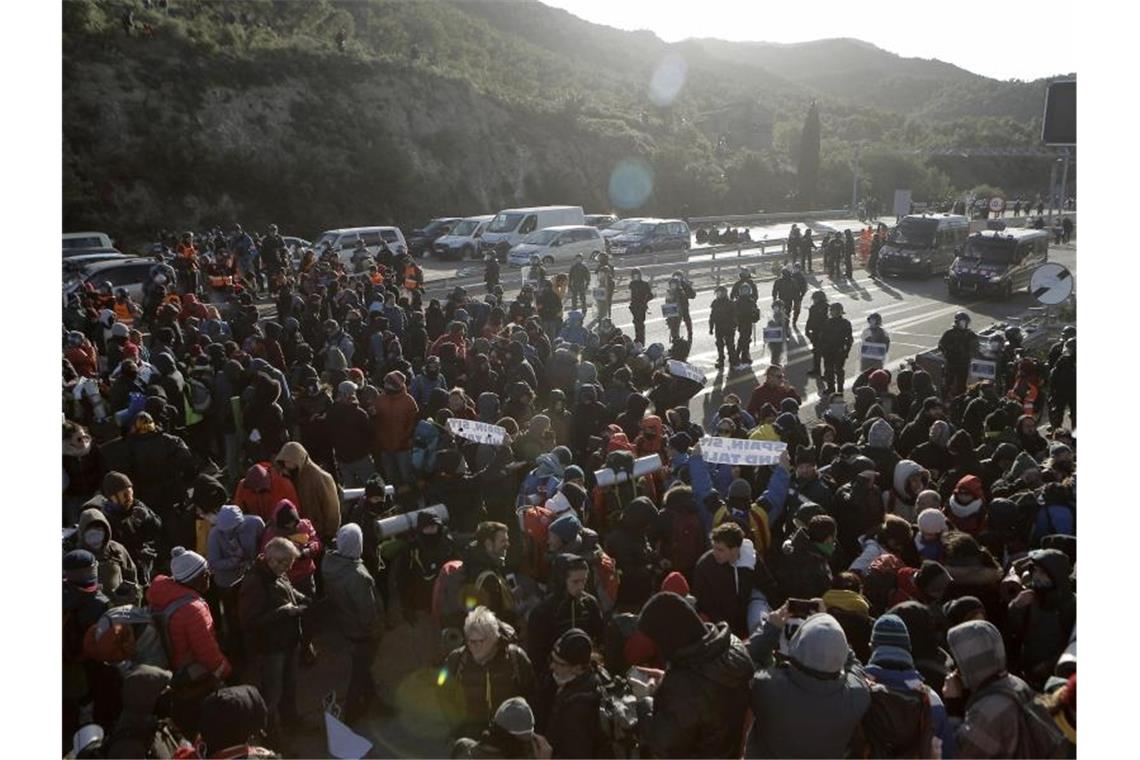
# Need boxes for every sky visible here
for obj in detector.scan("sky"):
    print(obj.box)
[540,0,1077,81]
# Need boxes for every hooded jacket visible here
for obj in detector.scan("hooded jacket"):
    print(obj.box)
[775,527,834,603]
[232,462,300,524]
[145,575,231,677]
[1006,549,1076,689]
[647,622,755,758]
[260,499,322,583]
[603,497,660,608]
[321,548,382,642]
[275,442,340,539]
[947,620,1043,758]
[238,555,304,653]
[946,474,988,536]
[75,508,139,606]
[374,375,419,453]
[206,505,265,589]
[747,614,870,758]
[884,459,925,522]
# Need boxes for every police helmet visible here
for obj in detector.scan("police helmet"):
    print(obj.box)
[954,311,970,325]
[1004,326,1023,345]
[1062,326,1076,339]
[811,290,827,303]
[829,302,844,315]
[867,312,882,326]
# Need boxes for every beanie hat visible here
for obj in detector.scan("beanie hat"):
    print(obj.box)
[553,628,593,667]
[336,524,363,560]
[668,432,692,452]
[868,369,891,392]
[728,478,751,501]
[788,613,849,676]
[915,560,952,596]
[364,473,388,498]
[552,446,573,466]
[870,613,912,651]
[170,546,208,583]
[917,508,948,535]
[637,591,708,660]
[548,513,582,546]
[1049,441,1073,459]
[559,481,588,514]
[190,473,228,514]
[102,471,133,497]
[563,465,585,482]
[943,596,986,628]
[780,397,800,414]
[63,549,98,590]
[337,380,358,400]
[493,697,534,738]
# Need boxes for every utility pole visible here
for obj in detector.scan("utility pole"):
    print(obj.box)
[1047,159,1060,225]
[1058,148,1071,216]
[851,143,861,216]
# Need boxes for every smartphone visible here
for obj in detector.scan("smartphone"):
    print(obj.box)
[787,598,817,618]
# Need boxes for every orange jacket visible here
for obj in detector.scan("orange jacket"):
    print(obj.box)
[232,462,301,523]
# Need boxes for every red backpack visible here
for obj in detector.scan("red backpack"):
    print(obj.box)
[592,551,621,615]
[519,505,557,582]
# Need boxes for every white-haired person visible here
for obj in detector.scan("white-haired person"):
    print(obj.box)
[439,605,537,741]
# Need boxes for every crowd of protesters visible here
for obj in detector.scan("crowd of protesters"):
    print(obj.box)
[63,222,1075,758]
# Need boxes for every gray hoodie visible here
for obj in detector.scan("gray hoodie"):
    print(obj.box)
[868,418,895,449]
[321,550,381,641]
[206,505,265,589]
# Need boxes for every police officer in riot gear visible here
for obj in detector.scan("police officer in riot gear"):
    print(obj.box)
[772,267,800,322]
[731,270,760,368]
[805,290,829,376]
[789,263,808,328]
[628,268,653,345]
[665,271,695,344]
[860,312,891,373]
[569,252,591,311]
[938,311,979,399]
[484,251,500,289]
[709,285,737,370]
[819,302,853,395]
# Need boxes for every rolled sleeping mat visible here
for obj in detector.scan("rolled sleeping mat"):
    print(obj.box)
[593,455,666,488]
[341,484,395,506]
[376,503,448,539]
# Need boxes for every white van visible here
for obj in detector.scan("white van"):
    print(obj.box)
[431,215,495,260]
[63,231,115,250]
[507,225,604,267]
[312,226,408,265]
[481,205,585,260]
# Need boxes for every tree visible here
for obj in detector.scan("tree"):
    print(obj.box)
[796,101,821,209]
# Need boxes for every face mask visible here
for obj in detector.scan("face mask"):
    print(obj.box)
[83,528,105,549]
[813,541,836,557]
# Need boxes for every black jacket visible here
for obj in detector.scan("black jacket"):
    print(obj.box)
[569,261,591,290]
[326,399,374,463]
[526,590,604,673]
[646,623,755,758]
[442,634,537,740]
[543,669,607,759]
[805,301,829,341]
[629,279,653,313]
[238,559,304,653]
[775,528,833,603]
[817,316,854,357]
[709,295,736,332]
[938,326,977,366]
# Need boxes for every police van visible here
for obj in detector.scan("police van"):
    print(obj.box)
[877,214,970,277]
[947,228,1049,299]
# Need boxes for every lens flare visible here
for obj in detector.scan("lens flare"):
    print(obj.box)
[608,159,654,210]
[648,53,687,107]
[436,667,449,686]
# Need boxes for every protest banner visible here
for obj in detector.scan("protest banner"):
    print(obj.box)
[446,418,506,445]
[699,436,787,466]
[667,359,707,385]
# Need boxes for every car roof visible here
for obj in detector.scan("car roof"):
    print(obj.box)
[63,231,111,239]
[62,247,122,258]
[76,256,155,272]
[544,225,598,232]
[903,213,969,225]
[429,217,464,222]
[497,205,582,214]
[972,228,1050,241]
[463,215,495,222]
[322,226,403,235]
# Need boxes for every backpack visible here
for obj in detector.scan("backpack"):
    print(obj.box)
[431,561,515,631]
[863,553,905,617]
[187,376,213,414]
[518,505,557,581]
[592,551,621,616]
[862,681,934,758]
[982,682,1069,759]
[411,419,443,475]
[667,510,704,577]
[597,451,638,531]
[602,613,640,674]
[83,604,170,670]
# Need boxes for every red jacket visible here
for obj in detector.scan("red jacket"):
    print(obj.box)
[747,382,801,419]
[146,575,231,678]
[232,463,300,523]
[428,332,468,361]
[65,344,99,378]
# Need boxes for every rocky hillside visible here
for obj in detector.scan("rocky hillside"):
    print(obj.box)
[63,0,1072,246]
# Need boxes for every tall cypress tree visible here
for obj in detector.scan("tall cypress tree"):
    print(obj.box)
[796,101,821,209]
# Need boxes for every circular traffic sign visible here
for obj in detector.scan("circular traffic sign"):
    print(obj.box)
[1030,263,1074,305]
[989,197,1005,213]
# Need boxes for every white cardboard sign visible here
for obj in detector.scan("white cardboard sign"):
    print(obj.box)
[667,359,707,385]
[969,359,997,380]
[763,327,785,344]
[861,342,889,360]
[446,418,506,446]
[699,436,787,466]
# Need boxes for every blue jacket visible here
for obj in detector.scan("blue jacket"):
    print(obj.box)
[382,305,405,338]
[864,663,956,758]
[558,311,590,346]
[206,506,265,589]
[1033,503,1075,544]
[409,373,447,409]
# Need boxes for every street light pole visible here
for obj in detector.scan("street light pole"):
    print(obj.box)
[1058,148,1071,216]
[1047,159,1060,225]
[851,144,861,216]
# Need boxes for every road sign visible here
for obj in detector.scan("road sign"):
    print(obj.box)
[989,197,1005,213]
[1029,263,1074,305]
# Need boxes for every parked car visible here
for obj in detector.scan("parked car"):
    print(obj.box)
[599,217,647,242]
[606,218,691,256]
[311,227,408,266]
[878,214,969,277]
[63,257,156,302]
[63,231,115,250]
[432,215,495,260]
[506,225,604,267]
[406,217,464,257]
[584,213,619,229]
[948,228,1049,299]
[481,205,585,261]
[62,250,129,271]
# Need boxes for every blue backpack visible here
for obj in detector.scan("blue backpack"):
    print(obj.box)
[411,419,443,475]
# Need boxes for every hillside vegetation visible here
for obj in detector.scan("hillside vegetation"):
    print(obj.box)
[63,0,1074,245]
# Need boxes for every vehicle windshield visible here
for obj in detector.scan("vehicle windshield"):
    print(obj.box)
[608,218,640,233]
[487,213,524,233]
[421,220,449,236]
[449,220,479,236]
[314,233,338,249]
[521,229,560,246]
[887,219,937,248]
[63,237,102,250]
[961,237,1018,263]
[627,223,657,236]
[380,229,400,243]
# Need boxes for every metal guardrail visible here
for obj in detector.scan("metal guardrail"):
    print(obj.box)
[687,209,852,226]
